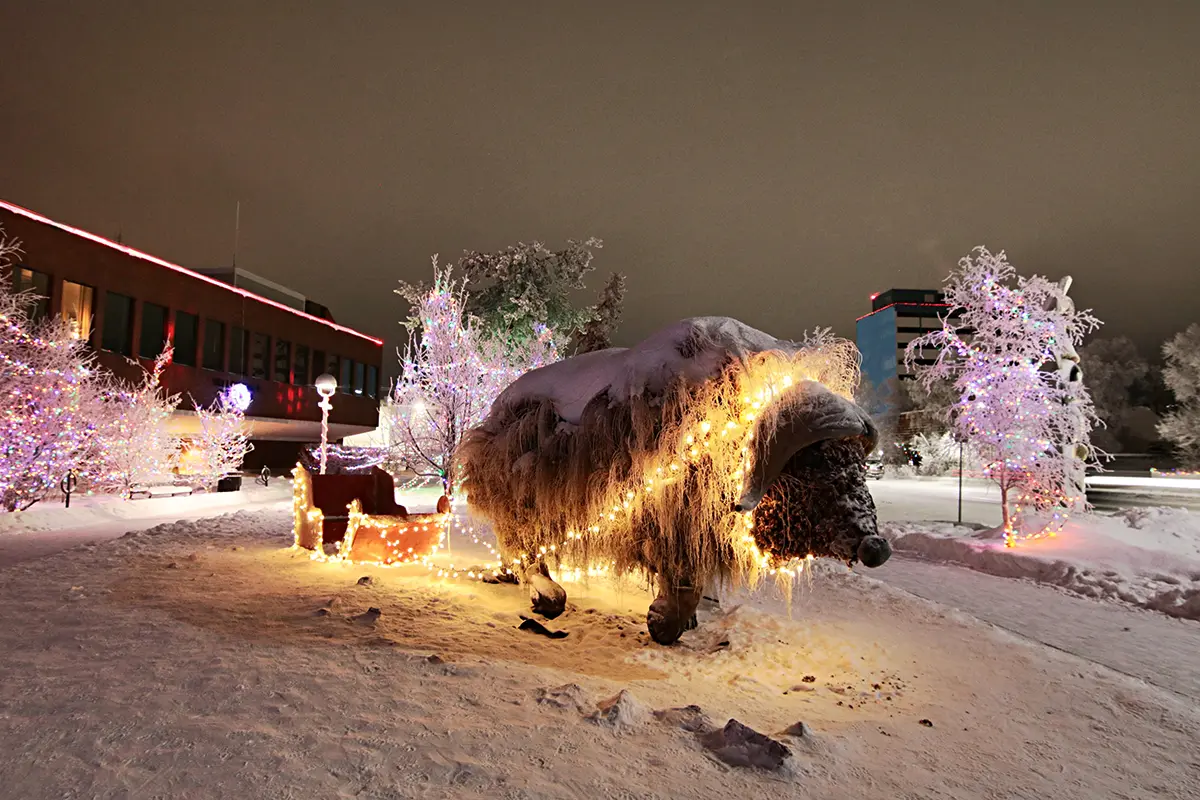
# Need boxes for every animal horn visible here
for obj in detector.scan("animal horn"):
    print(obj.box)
[734,381,877,512]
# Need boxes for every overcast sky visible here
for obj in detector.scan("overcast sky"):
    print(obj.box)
[2,1,1198,372]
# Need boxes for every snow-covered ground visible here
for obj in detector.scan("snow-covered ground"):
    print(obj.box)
[0,482,291,567]
[2,507,1198,799]
[869,478,1200,620]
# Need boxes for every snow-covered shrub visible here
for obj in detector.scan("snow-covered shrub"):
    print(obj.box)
[189,385,254,490]
[84,347,181,497]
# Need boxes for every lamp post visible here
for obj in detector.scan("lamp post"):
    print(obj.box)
[315,373,338,475]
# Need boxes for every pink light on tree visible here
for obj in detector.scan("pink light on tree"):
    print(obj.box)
[388,260,557,494]
[0,228,104,511]
[906,247,1102,542]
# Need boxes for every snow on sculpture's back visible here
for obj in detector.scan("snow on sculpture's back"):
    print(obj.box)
[457,317,890,644]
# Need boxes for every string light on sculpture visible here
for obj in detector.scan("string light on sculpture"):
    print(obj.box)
[290,344,852,594]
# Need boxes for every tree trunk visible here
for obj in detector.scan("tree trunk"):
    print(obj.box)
[1000,483,1011,539]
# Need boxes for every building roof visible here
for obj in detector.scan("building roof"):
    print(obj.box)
[0,198,381,345]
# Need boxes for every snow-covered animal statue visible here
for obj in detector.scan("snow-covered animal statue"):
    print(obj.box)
[457,317,889,644]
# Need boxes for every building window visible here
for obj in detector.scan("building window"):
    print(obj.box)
[102,292,134,356]
[13,266,51,320]
[294,345,310,386]
[229,326,246,375]
[340,358,353,394]
[139,302,168,359]
[353,361,365,396]
[174,311,199,366]
[311,350,325,383]
[202,319,226,371]
[60,280,94,341]
[250,332,270,380]
[366,364,378,399]
[274,339,292,383]
[326,352,340,379]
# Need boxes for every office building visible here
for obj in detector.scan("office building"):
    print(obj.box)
[855,288,959,389]
[1,199,385,468]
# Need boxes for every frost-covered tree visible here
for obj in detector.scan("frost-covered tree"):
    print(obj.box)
[907,431,984,476]
[458,238,621,348]
[1079,336,1150,451]
[390,261,557,493]
[572,271,627,354]
[0,230,104,511]
[1158,324,1200,468]
[190,384,254,490]
[906,247,1102,538]
[85,347,182,497]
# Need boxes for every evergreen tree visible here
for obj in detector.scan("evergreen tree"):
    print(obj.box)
[457,238,619,347]
[572,271,627,354]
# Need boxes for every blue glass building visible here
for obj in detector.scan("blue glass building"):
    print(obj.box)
[855,288,956,394]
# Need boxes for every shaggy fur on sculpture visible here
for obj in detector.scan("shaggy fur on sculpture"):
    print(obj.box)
[750,437,878,563]
[457,353,877,592]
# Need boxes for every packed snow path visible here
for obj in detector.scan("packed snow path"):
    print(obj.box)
[870,557,1200,702]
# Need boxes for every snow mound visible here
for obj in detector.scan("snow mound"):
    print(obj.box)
[586,689,647,730]
[882,512,1200,620]
[493,316,801,425]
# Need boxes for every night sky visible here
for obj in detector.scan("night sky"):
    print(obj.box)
[2,2,1198,374]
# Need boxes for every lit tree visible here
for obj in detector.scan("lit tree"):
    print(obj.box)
[389,260,557,493]
[1158,323,1200,468]
[85,347,182,497]
[906,247,1102,539]
[572,271,627,354]
[458,237,621,349]
[0,229,103,511]
[190,384,254,490]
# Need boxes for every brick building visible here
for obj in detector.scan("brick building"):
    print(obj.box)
[1,199,385,469]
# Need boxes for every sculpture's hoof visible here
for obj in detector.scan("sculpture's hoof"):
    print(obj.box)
[647,584,703,645]
[526,563,567,620]
[857,535,891,568]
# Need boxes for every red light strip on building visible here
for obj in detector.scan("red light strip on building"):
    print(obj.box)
[856,302,950,322]
[0,199,384,346]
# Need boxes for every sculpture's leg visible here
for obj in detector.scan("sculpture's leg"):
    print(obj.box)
[857,535,891,568]
[647,576,704,645]
[525,561,567,619]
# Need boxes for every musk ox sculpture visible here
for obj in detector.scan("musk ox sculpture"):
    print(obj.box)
[457,317,890,644]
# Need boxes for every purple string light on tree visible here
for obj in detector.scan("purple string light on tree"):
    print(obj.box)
[905,247,1102,544]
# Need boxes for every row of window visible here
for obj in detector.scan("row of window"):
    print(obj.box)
[11,265,379,398]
